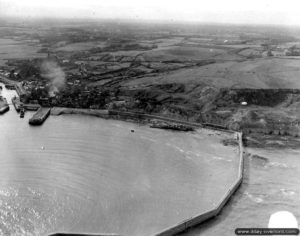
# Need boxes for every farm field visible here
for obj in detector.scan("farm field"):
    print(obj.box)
[0,38,46,62]
[124,58,300,89]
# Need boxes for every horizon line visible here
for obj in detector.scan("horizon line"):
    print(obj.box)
[1,15,300,29]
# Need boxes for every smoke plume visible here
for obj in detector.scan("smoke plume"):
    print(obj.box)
[41,60,65,96]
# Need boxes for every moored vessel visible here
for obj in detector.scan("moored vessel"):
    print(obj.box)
[20,108,25,118]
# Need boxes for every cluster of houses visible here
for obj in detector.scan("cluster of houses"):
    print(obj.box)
[14,77,136,110]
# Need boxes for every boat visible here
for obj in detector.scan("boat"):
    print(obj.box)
[20,108,25,118]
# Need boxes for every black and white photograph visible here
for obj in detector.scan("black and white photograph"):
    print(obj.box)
[0,0,299,235]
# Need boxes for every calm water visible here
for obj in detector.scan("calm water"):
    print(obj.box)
[0,83,239,236]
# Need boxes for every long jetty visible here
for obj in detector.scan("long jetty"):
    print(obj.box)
[29,107,51,125]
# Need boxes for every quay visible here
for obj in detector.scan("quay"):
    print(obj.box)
[29,107,51,125]
[12,97,40,112]
[0,97,9,114]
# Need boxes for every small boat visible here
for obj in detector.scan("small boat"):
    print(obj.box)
[20,108,25,118]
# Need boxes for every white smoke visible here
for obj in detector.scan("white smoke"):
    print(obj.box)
[41,60,65,96]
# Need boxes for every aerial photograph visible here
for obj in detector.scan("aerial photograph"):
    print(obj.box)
[0,0,299,235]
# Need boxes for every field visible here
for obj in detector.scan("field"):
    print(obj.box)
[124,57,300,89]
[143,46,226,61]
[0,38,46,64]
[53,41,107,52]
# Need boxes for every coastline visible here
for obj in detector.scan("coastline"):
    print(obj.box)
[50,107,202,129]
[50,107,154,125]
[50,107,300,148]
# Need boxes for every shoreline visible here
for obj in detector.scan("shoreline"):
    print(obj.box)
[50,107,300,149]
[50,107,203,131]
[51,107,150,127]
